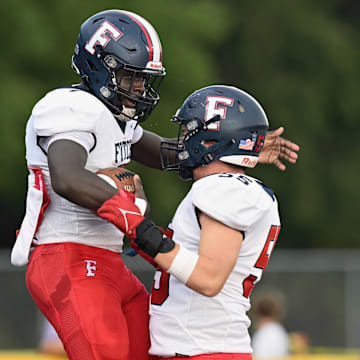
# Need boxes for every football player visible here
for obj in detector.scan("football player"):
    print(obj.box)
[98,85,283,359]
[11,9,298,360]
[12,9,166,360]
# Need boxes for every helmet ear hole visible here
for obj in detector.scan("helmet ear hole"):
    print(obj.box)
[201,139,218,148]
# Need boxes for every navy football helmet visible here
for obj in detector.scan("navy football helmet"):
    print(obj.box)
[160,85,269,180]
[72,10,166,122]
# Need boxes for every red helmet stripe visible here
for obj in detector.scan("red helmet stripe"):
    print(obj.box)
[115,10,163,63]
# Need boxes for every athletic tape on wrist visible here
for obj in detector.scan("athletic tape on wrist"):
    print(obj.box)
[167,246,199,284]
[135,198,147,216]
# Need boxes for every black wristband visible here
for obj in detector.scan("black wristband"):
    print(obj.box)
[135,217,175,257]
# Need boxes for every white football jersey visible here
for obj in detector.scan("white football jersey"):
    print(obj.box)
[11,87,143,265]
[149,173,281,357]
[252,322,290,358]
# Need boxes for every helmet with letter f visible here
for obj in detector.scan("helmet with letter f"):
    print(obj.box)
[160,85,269,180]
[71,9,166,122]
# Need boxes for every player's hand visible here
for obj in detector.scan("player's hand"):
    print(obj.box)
[259,127,300,171]
[129,240,157,267]
[97,190,144,239]
[98,187,175,257]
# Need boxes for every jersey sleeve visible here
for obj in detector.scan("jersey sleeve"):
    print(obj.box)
[38,131,95,154]
[32,88,108,136]
[191,174,273,231]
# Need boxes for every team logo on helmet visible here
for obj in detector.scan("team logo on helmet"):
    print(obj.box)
[205,96,234,131]
[85,21,123,55]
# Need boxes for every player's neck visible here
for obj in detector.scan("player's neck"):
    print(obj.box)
[193,160,245,181]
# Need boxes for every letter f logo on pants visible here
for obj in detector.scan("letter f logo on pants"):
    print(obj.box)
[84,260,97,277]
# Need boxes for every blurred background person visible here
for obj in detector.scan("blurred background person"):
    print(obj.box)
[288,331,310,355]
[251,289,290,359]
[38,317,67,358]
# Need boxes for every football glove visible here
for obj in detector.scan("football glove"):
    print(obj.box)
[97,190,175,257]
[97,190,144,238]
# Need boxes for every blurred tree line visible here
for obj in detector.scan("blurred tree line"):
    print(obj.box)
[0,0,359,249]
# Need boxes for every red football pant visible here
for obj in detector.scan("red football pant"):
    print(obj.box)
[26,243,150,360]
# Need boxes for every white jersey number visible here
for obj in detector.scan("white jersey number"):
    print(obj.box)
[151,227,174,305]
[151,269,170,305]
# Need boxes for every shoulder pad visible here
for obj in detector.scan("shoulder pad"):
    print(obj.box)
[192,173,274,231]
[32,88,110,136]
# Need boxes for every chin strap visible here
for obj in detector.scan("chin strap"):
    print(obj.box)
[113,106,137,122]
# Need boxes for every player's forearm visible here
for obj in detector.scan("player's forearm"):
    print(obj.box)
[154,243,180,270]
[155,245,224,296]
[185,255,226,296]
[96,199,226,296]
[132,130,176,169]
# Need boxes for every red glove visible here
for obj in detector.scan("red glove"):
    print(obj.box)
[98,190,176,258]
[97,190,145,239]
